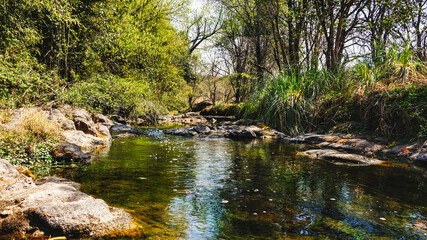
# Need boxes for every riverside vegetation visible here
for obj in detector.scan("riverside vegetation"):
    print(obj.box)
[0,0,426,166]
[0,0,427,238]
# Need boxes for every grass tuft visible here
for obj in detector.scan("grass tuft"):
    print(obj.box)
[0,109,62,165]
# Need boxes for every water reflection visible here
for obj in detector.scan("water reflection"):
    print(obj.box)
[66,136,427,239]
[167,139,233,239]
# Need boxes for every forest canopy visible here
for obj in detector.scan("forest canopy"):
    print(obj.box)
[0,0,191,116]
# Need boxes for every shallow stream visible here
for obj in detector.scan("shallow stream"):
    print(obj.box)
[60,134,427,239]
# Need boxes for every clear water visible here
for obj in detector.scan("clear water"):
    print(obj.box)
[62,135,427,239]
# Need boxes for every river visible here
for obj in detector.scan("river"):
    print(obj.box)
[59,134,427,239]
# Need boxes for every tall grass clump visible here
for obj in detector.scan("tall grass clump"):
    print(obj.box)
[354,44,427,94]
[244,45,426,139]
[0,109,62,164]
[243,69,354,136]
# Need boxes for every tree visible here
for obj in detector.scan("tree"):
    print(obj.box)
[180,2,223,108]
[314,0,367,71]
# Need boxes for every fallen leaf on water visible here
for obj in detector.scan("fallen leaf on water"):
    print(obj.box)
[414,222,427,230]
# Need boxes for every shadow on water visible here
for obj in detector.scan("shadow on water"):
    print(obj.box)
[59,135,427,239]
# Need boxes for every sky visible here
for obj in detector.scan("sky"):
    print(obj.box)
[190,0,206,10]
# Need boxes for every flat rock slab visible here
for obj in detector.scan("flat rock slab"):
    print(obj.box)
[0,159,135,238]
[288,133,427,163]
[62,130,109,153]
[288,133,383,154]
[298,149,385,166]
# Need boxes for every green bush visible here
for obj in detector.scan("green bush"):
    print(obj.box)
[60,74,169,119]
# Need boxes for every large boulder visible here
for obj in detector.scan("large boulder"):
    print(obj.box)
[0,160,133,237]
[48,109,76,131]
[62,130,109,152]
[71,108,98,136]
[93,113,114,128]
[0,159,135,238]
[97,124,112,142]
[52,142,91,163]
[192,100,213,112]
[226,126,257,138]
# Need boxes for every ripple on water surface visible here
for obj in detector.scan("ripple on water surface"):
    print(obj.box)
[65,135,427,239]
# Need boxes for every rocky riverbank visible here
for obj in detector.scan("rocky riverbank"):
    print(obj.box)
[162,113,427,166]
[1,108,425,237]
[0,159,136,238]
[0,106,142,238]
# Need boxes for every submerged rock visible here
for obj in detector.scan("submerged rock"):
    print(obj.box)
[0,159,135,238]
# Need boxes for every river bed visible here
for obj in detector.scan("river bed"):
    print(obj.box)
[59,134,427,239]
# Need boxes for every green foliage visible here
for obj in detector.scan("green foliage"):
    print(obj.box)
[61,74,162,117]
[0,0,71,107]
[82,0,188,93]
[354,44,426,92]
[0,0,190,116]
[0,58,64,108]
